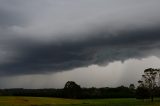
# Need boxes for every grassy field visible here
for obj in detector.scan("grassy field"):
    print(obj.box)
[0,96,160,106]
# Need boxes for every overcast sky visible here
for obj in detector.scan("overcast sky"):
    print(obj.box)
[0,0,160,88]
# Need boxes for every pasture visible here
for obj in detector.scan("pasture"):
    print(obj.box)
[0,96,160,106]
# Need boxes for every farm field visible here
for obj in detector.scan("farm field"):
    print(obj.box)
[0,96,160,106]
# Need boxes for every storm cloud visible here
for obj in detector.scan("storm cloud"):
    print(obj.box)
[0,0,160,76]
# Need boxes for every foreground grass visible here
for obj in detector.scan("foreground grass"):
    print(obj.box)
[0,96,160,106]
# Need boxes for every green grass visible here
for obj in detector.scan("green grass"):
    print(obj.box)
[0,96,160,106]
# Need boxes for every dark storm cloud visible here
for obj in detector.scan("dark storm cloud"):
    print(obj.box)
[0,0,160,76]
[0,27,160,76]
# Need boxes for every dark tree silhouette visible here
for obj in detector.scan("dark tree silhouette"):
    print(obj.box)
[136,86,150,99]
[129,84,135,90]
[137,68,160,102]
[64,81,81,98]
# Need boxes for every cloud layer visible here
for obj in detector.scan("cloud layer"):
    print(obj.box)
[1,56,160,88]
[0,0,160,76]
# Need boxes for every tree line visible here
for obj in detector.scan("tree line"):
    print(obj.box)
[0,85,136,99]
[0,68,160,101]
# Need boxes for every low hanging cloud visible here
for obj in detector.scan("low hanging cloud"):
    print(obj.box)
[0,0,160,76]
[1,28,160,76]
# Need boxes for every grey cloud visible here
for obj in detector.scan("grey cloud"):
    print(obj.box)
[0,8,22,26]
[0,0,160,76]
[0,0,160,39]
[0,27,160,76]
